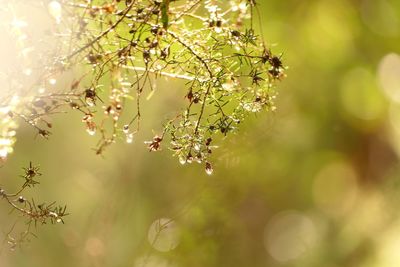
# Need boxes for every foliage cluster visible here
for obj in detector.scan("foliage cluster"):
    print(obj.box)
[0,0,284,248]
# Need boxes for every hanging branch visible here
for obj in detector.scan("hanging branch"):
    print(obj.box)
[0,162,68,250]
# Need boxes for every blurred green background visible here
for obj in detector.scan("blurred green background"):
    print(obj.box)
[2,0,400,266]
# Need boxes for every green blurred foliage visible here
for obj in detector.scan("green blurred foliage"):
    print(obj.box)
[1,0,400,266]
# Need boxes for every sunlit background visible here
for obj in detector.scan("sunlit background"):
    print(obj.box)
[1,0,400,266]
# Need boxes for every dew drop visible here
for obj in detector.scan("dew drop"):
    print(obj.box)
[86,121,96,136]
[179,156,186,165]
[86,128,96,136]
[194,143,201,151]
[0,148,9,159]
[205,161,213,175]
[126,133,134,144]
[85,97,95,107]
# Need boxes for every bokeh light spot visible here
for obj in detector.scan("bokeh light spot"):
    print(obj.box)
[340,67,386,122]
[302,0,356,66]
[264,211,317,262]
[134,255,176,267]
[313,160,359,217]
[361,0,399,37]
[378,53,400,103]
[85,236,105,257]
